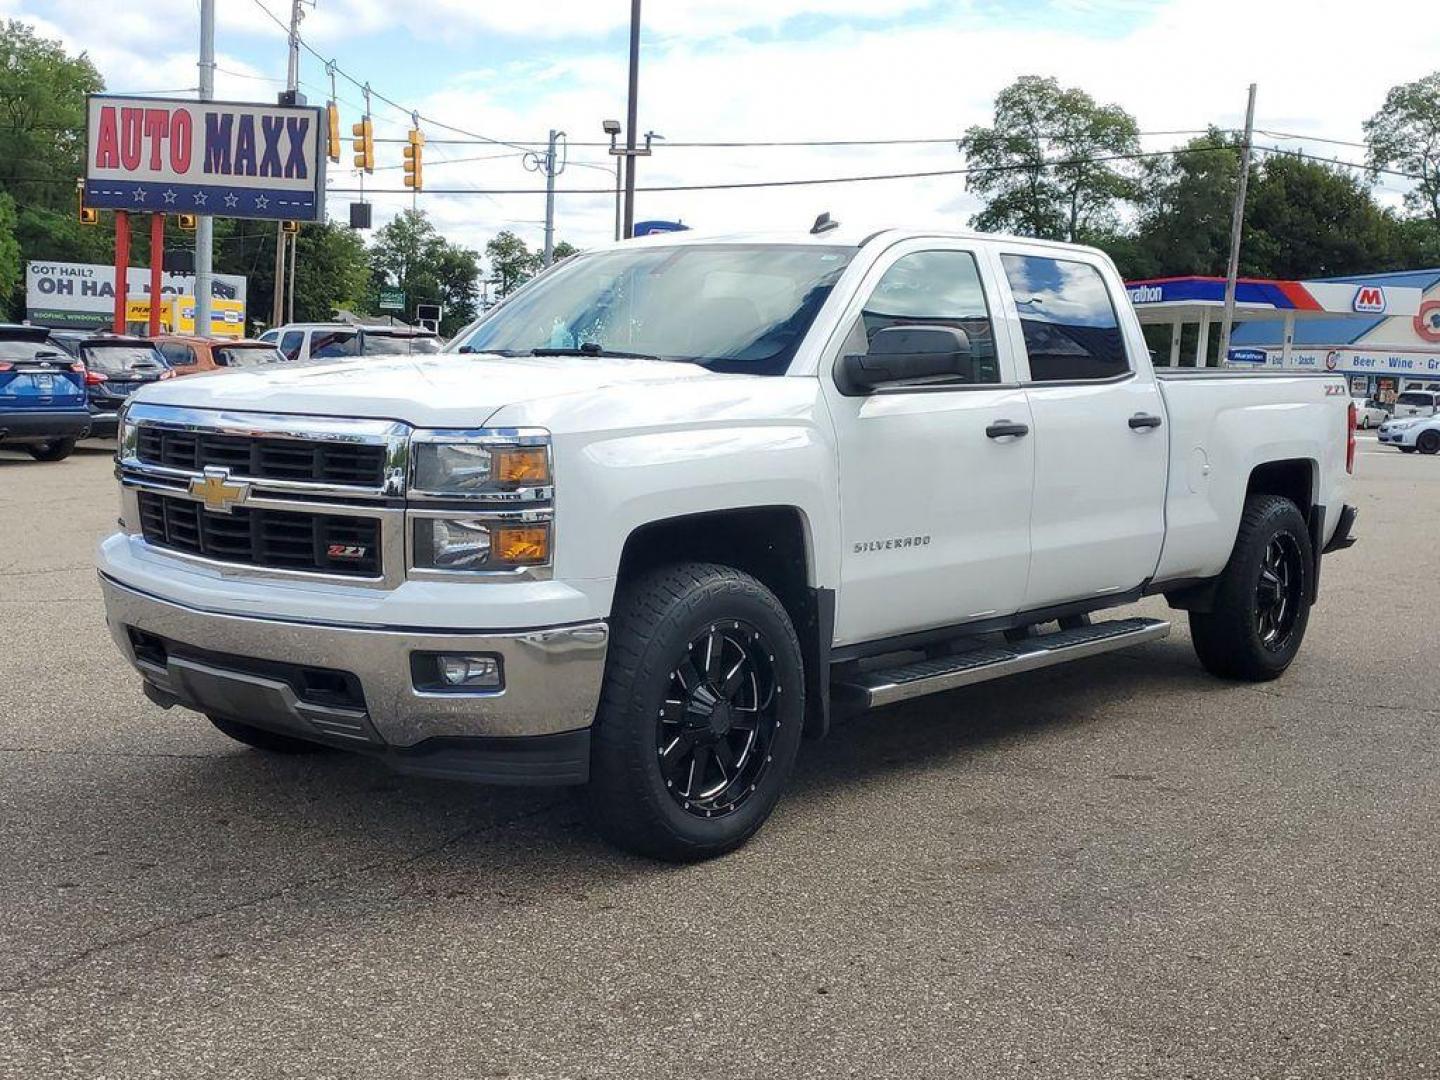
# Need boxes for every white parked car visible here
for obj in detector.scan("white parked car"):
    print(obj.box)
[1353,398,1389,429]
[98,225,1358,860]
[1377,413,1440,454]
[1391,389,1439,419]
[257,322,442,363]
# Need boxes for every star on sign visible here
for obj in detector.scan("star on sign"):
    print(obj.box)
[253,194,269,210]
[162,189,177,205]
[223,192,240,208]
[130,187,147,202]
[192,190,208,207]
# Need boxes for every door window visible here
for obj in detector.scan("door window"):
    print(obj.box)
[1001,254,1130,382]
[310,330,358,358]
[278,331,304,360]
[842,250,1000,385]
[159,342,194,366]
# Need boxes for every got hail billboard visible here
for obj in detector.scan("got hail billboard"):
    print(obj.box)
[84,94,325,222]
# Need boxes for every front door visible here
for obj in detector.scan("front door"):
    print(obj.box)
[822,241,1036,647]
[994,248,1168,608]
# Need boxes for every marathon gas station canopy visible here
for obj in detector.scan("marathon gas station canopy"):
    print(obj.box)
[1125,276,1425,368]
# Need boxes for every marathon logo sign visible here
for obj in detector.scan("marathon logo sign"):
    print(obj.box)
[83,95,325,223]
[1353,286,1388,314]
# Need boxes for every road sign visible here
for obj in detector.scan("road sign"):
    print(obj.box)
[84,94,326,223]
[378,289,405,312]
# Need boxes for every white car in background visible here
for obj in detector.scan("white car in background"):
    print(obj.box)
[1378,413,1440,455]
[1353,398,1389,429]
[1391,389,1439,419]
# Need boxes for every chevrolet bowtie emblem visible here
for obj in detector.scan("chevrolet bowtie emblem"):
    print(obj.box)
[189,466,250,513]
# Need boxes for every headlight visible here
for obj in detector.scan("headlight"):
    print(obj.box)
[412,517,551,571]
[410,431,552,496]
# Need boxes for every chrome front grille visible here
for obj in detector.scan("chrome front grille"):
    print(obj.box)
[136,426,389,487]
[137,491,384,577]
[118,404,410,588]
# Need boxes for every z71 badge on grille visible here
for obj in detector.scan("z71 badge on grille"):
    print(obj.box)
[326,544,369,560]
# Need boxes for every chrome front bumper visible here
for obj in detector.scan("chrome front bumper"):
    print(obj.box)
[102,574,608,763]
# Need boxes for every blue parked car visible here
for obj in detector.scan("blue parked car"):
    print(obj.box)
[0,325,91,461]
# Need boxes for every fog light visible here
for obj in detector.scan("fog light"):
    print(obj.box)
[410,652,506,693]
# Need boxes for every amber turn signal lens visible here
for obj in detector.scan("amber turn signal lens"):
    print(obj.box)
[492,525,550,565]
[493,447,550,485]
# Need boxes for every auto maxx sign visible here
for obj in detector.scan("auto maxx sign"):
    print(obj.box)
[84,95,325,222]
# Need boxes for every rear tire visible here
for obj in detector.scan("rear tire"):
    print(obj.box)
[587,562,805,862]
[208,715,331,754]
[26,439,76,462]
[1418,430,1440,455]
[1189,494,1313,682]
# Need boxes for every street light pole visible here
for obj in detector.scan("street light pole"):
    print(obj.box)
[622,0,641,239]
[195,0,215,338]
[542,129,561,267]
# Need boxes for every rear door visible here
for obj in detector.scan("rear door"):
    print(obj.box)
[995,248,1168,609]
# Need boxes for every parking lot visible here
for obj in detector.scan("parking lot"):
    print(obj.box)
[0,435,1436,1079]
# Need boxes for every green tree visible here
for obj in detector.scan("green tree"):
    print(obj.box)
[552,240,579,261]
[370,209,480,335]
[960,75,1140,242]
[0,21,109,313]
[485,230,540,297]
[0,193,20,318]
[1365,72,1440,227]
[1244,152,1409,279]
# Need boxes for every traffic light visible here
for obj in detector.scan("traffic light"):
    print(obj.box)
[76,183,97,225]
[281,219,299,235]
[326,101,341,164]
[351,117,375,173]
[403,128,425,191]
[176,213,198,231]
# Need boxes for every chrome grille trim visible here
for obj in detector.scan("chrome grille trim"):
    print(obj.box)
[118,404,411,589]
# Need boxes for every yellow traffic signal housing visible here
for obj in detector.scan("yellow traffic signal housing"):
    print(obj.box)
[281,219,300,235]
[351,118,375,173]
[403,128,425,191]
[177,212,198,231]
[326,102,341,163]
[77,182,98,225]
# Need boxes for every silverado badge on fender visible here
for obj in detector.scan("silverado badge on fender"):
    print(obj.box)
[189,466,250,514]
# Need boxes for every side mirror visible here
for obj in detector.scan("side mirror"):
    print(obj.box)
[839,325,972,394]
[457,344,475,354]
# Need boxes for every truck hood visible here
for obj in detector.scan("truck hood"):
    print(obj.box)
[130,352,717,427]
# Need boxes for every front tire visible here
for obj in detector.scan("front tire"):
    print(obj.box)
[1418,430,1440,455]
[587,562,805,862]
[208,715,331,754]
[26,439,76,462]
[1189,494,1313,682]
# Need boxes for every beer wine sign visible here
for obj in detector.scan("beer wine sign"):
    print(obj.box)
[84,95,326,222]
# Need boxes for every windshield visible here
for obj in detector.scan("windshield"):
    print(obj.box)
[217,345,286,368]
[361,333,441,355]
[81,344,167,374]
[454,244,856,375]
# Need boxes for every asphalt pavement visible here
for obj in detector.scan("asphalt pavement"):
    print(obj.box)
[1,434,1437,1079]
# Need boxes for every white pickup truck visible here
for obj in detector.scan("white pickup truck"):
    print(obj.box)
[98,225,1358,860]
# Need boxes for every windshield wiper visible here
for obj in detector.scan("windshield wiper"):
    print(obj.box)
[527,344,667,362]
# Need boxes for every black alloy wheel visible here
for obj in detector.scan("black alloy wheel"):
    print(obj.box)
[657,620,779,818]
[1255,533,1304,651]
[1418,429,1440,455]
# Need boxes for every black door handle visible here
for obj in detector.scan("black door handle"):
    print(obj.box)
[986,420,1030,439]
[1128,413,1163,430]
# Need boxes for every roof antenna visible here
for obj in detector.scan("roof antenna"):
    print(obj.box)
[810,212,839,235]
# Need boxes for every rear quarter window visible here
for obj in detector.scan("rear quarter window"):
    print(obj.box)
[1001,254,1130,383]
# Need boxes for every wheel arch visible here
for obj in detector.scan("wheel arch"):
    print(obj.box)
[616,507,834,740]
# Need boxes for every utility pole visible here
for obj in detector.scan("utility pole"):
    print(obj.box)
[543,129,561,266]
[1219,83,1257,367]
[622,0,641,239]
[195,0,215,338]
[272,0,305,328]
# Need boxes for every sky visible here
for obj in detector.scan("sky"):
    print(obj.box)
[7,0,1440,263]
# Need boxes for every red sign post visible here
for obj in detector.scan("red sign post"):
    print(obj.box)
[148,214,164,337]
[112,211,129,335]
